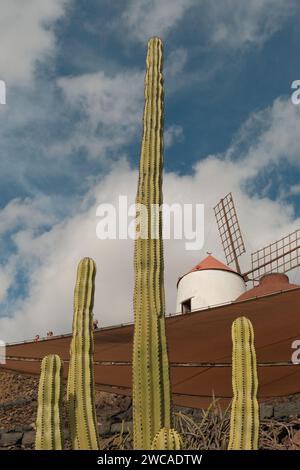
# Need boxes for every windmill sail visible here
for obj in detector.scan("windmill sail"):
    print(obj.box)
[244,229,300,283]
[214,192,246,274]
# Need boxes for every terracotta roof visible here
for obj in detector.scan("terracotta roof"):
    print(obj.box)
[177,254,240,286]
[189,254,236,273]
[236,273,299,301]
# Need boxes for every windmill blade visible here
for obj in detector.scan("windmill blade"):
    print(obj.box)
[213,192,246,274]
[244,229,300,283]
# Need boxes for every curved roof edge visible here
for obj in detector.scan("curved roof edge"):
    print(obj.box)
[177,254,244,287]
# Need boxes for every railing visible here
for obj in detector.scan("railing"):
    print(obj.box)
[4,356,297,368]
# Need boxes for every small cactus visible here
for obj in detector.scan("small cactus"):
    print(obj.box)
[35,354,64,450]
[67,257,100,450]
[151,428,183,450]
[228,316,259,450]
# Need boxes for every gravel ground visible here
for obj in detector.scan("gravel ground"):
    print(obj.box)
[0,369,130,432]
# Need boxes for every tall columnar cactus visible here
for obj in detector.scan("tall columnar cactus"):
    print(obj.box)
[132,37,173,450]
[35,354,64,450]
[228,316,259,450]
[151,428,182,450]
[67,257,100,450]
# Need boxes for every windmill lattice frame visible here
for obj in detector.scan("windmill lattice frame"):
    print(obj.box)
[245,229,300,283]
[214,193,246,274]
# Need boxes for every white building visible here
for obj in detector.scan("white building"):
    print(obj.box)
[176,254,246,313]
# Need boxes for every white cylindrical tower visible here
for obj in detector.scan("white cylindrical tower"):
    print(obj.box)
[176,254,246,313]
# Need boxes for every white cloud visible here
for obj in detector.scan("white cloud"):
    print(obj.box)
[225,97,300,172]
[56,69,144,158]
[0,0,70,85]
[121,0,194,42]
[58,71,143,131]
[120,0,296,51]
[165,47,188,78]
[164,124,184,148]
[206,0,297,49]
[290,185,300,196]
[0,267,14,303]
[0,196,57,236]
[56,60,189,159]
[0,161,137,341]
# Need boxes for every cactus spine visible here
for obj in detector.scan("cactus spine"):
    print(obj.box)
[228,316,259,450]
[35,354,64,450]
[151,428,183,450]
[67,257,100,450]
[132,37,172,450]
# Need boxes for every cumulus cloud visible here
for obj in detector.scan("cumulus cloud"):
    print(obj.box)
[0,0,70,85]
[56,69,144,158]
[120,0,296,51]
[0,267,14,303]
[164,124,184,148]
[205,0,297,49]
[224,97,300,175]
[289,185,300,196]
[165,47,188,78]
[0,196,58,236]
[122,0,194,42]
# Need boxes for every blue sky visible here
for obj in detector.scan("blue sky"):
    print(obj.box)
[1,0,300,342]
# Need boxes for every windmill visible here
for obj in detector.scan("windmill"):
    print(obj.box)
[213,192,300,284]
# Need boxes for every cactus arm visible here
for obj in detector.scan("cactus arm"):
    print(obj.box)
[67,257,100,450]
[228,316,259,450]
[35,354,64,450]
[132,37,172,450]
[151,428,183,450]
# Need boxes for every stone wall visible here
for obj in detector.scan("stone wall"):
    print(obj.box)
[260,394,300,419]
[2,395,300,449]
[0,399,133,449]
[0,426,35,449]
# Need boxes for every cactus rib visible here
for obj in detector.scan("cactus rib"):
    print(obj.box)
[228,316,259,450]
[151,428,183,450]
[67,257,100,450]
[35,354,64,450]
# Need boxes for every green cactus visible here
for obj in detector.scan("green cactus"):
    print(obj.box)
[35,354,64,450]
[228,316,259,450]
[67,257,100,450]
[151,428,183,450]
[132,37,173,450]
